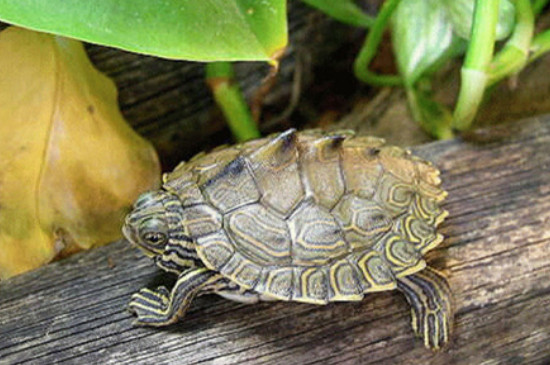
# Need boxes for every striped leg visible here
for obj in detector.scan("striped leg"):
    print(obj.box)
[154,241,201,274]
[396,266,454,350]
[129,267,223,326]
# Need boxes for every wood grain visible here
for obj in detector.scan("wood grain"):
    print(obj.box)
[1,115,550,364]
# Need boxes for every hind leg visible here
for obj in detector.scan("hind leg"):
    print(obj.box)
[396,266,454,350]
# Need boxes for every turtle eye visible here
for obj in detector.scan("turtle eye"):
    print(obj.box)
[143,231,167,246]
[138,218,169,248]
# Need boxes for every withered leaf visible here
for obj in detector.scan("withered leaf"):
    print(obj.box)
[0,27,161,278]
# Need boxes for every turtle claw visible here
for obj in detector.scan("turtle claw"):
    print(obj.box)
[409,300,451,350]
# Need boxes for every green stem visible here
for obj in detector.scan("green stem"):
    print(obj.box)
[205,62,260,142]
[487,0,534,86]
[533,0,549,15]
[353,0,403,86]
[528,29,550,62]
[406,87,454,140]
[453,0,500,131]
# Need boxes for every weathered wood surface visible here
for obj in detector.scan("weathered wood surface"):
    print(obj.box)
[1,115,550,364]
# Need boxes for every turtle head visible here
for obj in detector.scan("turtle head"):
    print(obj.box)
[123,190,178,256]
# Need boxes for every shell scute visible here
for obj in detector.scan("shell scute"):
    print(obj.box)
[376,232,425,276]
[378,146,417,184]
[294,267,329,304]
[374,173,416,217]
[219,251,263,289]
[411,194,449,226]
[163,166,205,206]
[298,133,346,209]
[165,179,205,206]
[350,251,396,292]
[287,201,348,266]
[181,204,222,237]
[201,157,260,212]
[340,140,384,200]
[328,258,363,301]
[195,230,235,271]
[331,195,393,250]
[255,267,294,300]
[224,203,292,266]
[246,129,304,216]
[190,148,241,182]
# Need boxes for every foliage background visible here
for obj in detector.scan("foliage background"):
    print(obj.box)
[2,1,547,169]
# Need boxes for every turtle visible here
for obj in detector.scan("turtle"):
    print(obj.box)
[123,128,453,349]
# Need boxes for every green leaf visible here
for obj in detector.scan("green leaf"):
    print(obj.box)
[443,0,515,41]
[301,0,374,27]
[391,0,463,86]
[0,0,287,62]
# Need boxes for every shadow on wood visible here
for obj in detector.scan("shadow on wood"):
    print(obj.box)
[1,116,550,364]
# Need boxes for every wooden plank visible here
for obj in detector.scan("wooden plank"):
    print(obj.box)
[1,115,550,364]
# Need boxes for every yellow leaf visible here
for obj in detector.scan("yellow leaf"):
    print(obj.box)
[0,27,161,279]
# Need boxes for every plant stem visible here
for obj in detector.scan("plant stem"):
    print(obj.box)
[353,0,402,86]
[529,29,550,62]
[453,0,500,131]
[205,62,261,142]
[533,0,549,15]
[406,87,454,140]
[487,0,534,86]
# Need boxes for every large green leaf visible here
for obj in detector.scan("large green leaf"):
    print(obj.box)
[443,0,515,41]
[0,0,287,61]
[391,0,464,86]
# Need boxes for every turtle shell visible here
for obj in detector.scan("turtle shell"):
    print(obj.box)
[163,129,447,304]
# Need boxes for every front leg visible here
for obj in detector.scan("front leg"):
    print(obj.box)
[396,266,454,350]
[128,267,223,326]
[155,240,202,274]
